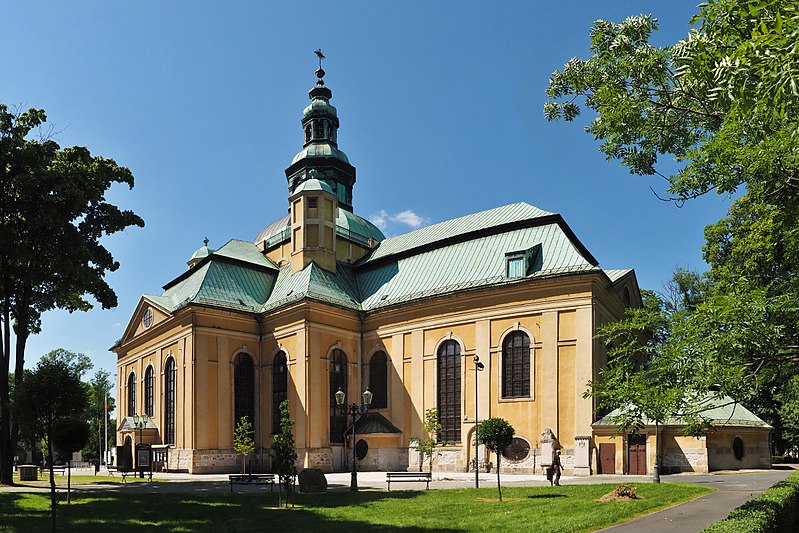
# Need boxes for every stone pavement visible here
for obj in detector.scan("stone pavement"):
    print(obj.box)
[2,465,795,532]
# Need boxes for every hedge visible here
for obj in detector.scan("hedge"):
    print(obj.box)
[702,469,799,533]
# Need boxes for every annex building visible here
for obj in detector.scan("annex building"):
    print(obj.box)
[114,63,768,476]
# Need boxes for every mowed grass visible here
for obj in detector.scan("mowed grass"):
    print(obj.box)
[11,471,161,488]
[0,483,712,532]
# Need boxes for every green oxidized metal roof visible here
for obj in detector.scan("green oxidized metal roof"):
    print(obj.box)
[604,269,633,283]
[356,213,597,310]
[338,209,385,242]
[254,208,384,247]
[303,98,337,118]
[360,202,554,265]
[593,395,772,428]
[291,178,335,196]
[262,262,361,312]
[146,240,277,313]
[345,412,402,435]
[291,141,350,165]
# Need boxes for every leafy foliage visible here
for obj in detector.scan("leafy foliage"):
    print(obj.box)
[233,417,255,475]
[13,359,88,531]
[272,400,297,508]
[409,408,441,473]
[547,1,799,450]
[0,104,143,484]
[477,417,515,501]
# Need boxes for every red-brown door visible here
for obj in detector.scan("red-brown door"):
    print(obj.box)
[628,434,647,475]
[599,443,615,474]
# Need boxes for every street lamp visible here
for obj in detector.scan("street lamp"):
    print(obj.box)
[132,414,149,478]
[335,387,372,491]
[473,355,484,488]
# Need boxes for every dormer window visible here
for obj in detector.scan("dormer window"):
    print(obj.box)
[505,243,541,279]
[506,255,525,278]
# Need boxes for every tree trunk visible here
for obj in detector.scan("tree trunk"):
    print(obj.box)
[496,453,502,502]
[47,439,57,533]
[67,460,71,504]
[0,280,13,485]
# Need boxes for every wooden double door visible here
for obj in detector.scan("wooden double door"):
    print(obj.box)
[628,434,647,475]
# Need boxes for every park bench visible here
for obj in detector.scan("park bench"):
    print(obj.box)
[386,471,432,490]
[229,473,276,493]
[39,465,67,475]
[107,466,143,482]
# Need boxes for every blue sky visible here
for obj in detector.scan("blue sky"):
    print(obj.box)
[2,1,729,392]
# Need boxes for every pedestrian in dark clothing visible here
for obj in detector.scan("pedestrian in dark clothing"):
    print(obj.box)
[553,449,562,486]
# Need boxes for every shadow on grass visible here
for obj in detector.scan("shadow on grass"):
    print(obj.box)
[526,494,567,499]
[1,489,461,533]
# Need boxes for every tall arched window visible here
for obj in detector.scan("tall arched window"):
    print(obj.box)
[437,340,461,443]
[164,357,176,445]
[272,352,288,434]
[329,349,348,443]
[369,351,388,409]
[234,353,255,431]
[502,331,531,398]
[144,366,154,417]
[127,372,136,416]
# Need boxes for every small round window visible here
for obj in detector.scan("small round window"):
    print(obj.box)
[733,437,744,461]
[502,437,531,462]
[355,439,368,460]
[143,308,153,329]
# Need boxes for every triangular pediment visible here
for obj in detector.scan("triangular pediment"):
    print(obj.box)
[116,296,172,349]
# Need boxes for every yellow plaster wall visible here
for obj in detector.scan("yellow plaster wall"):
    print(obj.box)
[557,344,576,445]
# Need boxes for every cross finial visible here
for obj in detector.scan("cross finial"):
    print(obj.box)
[203,236,209,247]
[314,49,325,69]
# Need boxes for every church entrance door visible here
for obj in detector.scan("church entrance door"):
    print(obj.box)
[628,434,647,475]
[598,443,615,474]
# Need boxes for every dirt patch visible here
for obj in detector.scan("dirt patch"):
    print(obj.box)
[596,484,642,502]
[597,492,641,502]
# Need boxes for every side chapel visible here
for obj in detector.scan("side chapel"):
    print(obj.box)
[113,60,643,475]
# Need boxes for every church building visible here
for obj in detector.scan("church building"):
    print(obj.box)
[113,62,643,475]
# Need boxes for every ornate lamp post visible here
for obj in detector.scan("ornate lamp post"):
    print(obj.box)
[473,355,484,488]
[335,387,373,491]
[132,414,149,478]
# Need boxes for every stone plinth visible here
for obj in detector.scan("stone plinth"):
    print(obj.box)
[573,436,592,476]
[17,465,38,481]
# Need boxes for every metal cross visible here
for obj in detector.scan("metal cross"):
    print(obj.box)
[314,49,325,69]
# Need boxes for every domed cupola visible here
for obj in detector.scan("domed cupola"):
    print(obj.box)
[285,50,357,212]
[187,237,215,269]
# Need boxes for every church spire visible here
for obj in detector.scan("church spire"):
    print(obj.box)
[285,50,357,212]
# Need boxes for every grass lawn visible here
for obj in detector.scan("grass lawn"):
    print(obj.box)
[10,472,161,488]
[0,482,711,532]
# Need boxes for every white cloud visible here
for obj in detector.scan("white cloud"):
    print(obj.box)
[113,322,122,328]
[369,209,389,231]
[391,210,429,229]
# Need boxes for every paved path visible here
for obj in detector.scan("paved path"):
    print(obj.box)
[598,469,795,532]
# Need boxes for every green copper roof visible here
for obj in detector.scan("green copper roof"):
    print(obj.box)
[345,412,402,435]
[303,98,337,118]
[262,262,361,312]
[212,239,279,270]
[254,209,384,248]
[360,202,555,265]
[604,269,633,283]
[357,220,597,310]
[338,209,385,242]
[291,178,335,196]
[291,141,350,165]
[593,395,772,429]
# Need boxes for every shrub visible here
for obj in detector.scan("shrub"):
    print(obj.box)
[702,470,799,532]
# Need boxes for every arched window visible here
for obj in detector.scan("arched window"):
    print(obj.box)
[623,286,631,307]
[234,353,255,432]
[369,351,388,409]
[164,357,176,445]
[144,366,154,417]
[437,340,461,443]
[127,372,136,416]
[272,352,288,434]
[502,331,531,398]
[329,349,348,443]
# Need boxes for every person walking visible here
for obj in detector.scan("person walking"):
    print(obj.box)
[553,449,563,486]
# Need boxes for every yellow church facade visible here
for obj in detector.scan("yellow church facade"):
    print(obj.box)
[113,66,641,475]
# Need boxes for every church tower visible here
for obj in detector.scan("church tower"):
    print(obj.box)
[285,51,356,212]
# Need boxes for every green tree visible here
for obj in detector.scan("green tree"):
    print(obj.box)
[233,416,255,475]
[0,105,143,484]
[409,408,442,473]
[81,370,115,464]
[477,417,515,502]
[14,359,88,532]
[545,0,799,450]
[39,349,93,379]
[272,400,297,508]
[51,416,90,503]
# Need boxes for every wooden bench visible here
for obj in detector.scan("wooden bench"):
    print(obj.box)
[229,473,276,493]
[107,466,139,482]
[386,471,432,490]
[39,466,67,475]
